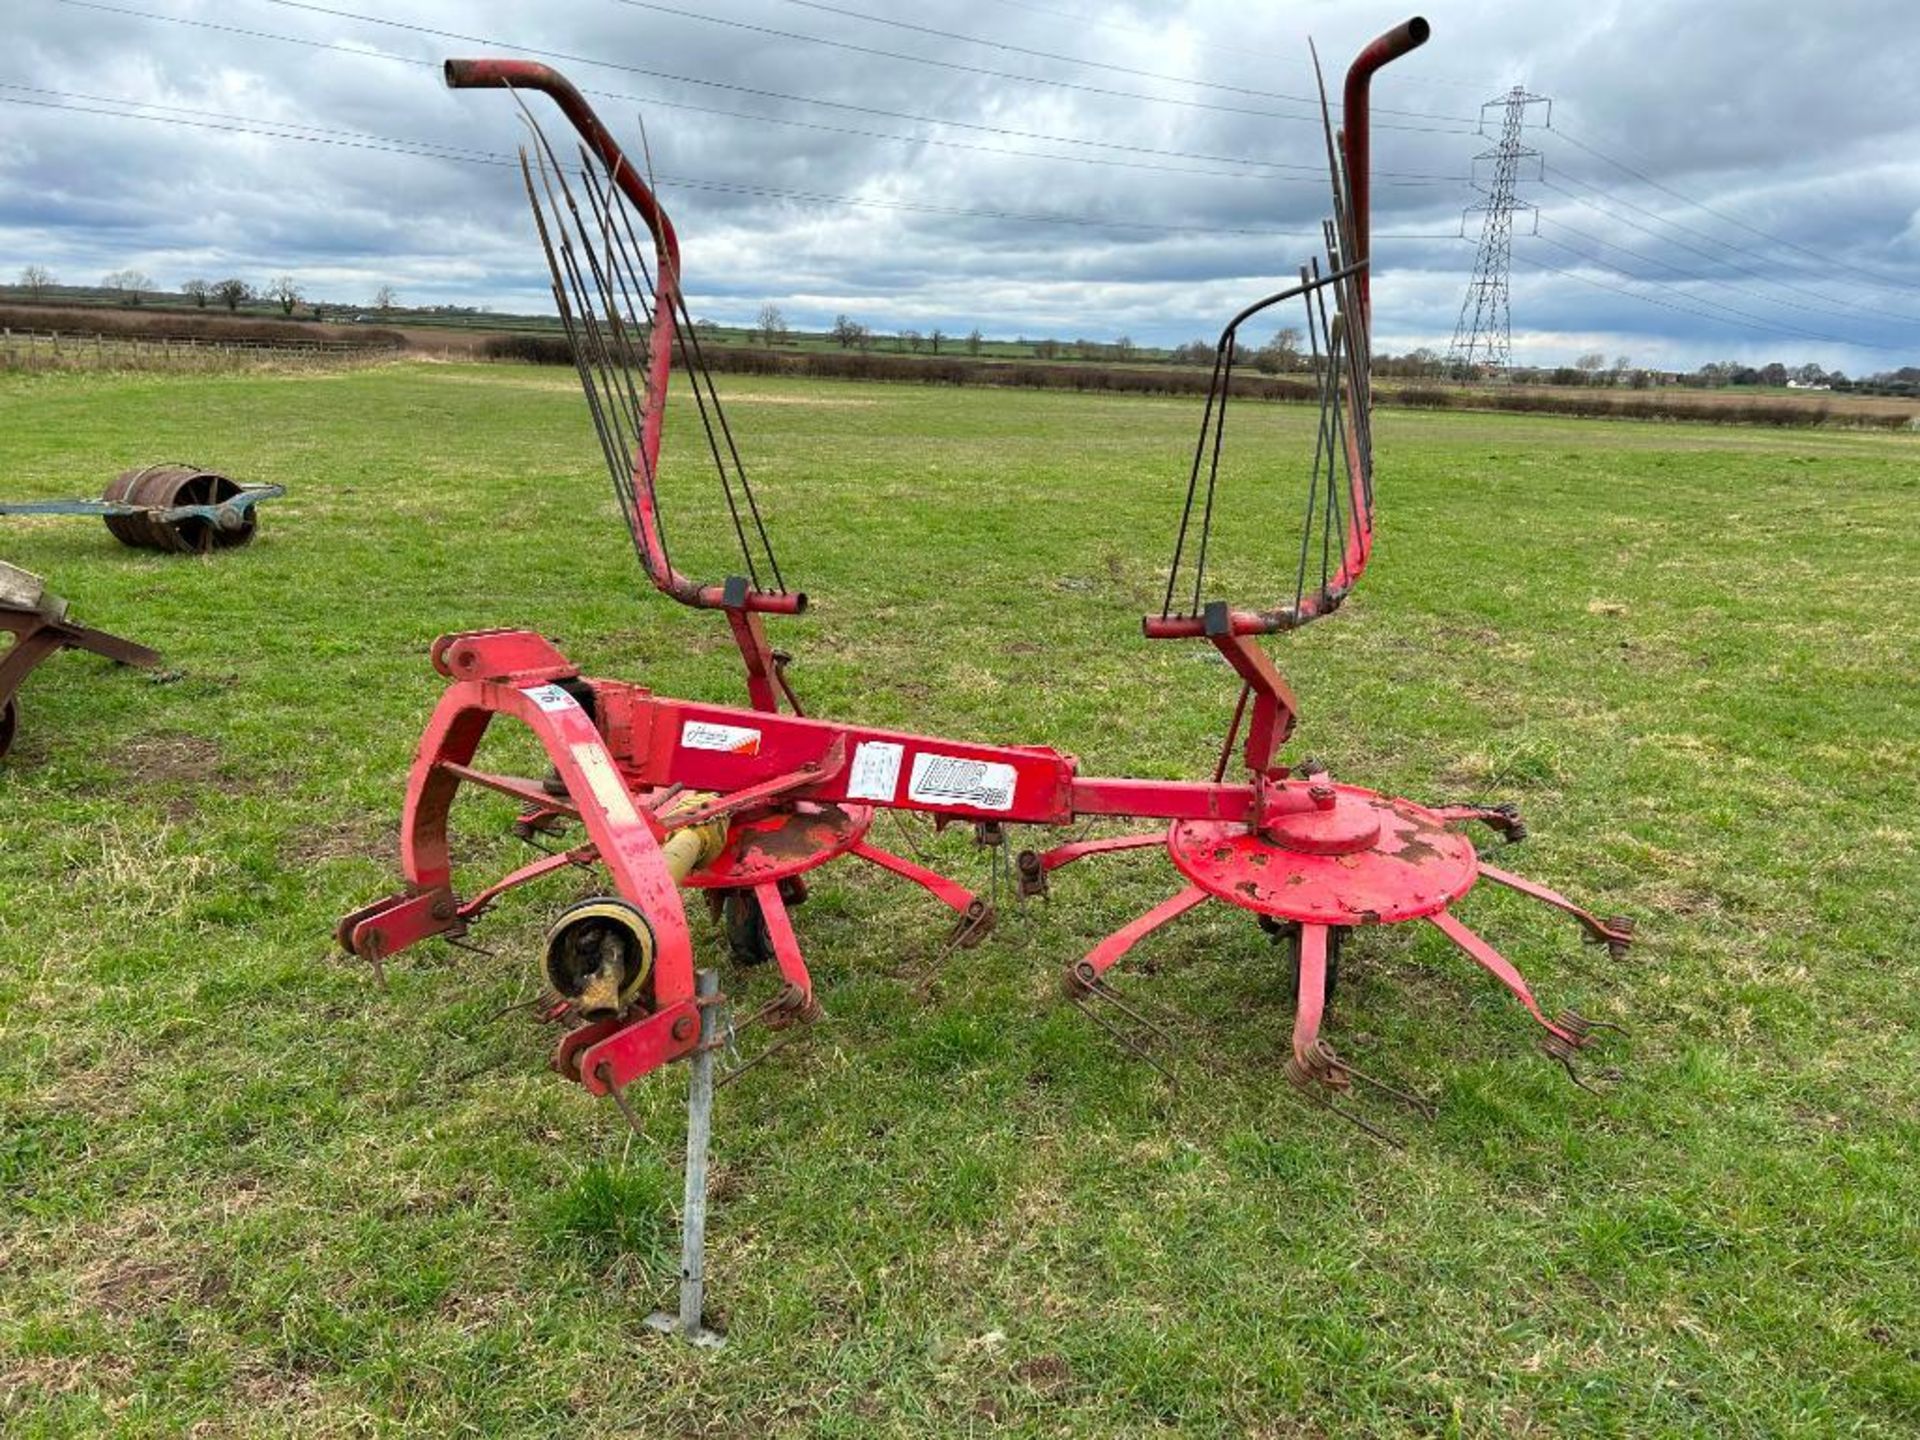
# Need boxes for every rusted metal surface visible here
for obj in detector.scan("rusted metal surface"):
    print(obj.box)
[0,469,282,552]
[683,802,873,889]
[0,563,159,760]
[99,465,275,551]
[1168,789,1478,926]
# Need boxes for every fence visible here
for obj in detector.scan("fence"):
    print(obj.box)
[0,327,395,373]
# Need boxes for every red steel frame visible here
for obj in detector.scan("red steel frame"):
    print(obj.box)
[344,17,1634,1122]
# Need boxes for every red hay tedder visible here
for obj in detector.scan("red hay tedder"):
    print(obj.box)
[340,17,1633,1150]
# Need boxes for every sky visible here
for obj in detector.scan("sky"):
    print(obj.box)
[4,0,1918,372]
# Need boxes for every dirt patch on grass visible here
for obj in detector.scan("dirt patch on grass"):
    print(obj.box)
[83,1254,229,1319]
[112,733,229,820]
[118,733,222,785]
[283,815,398,867]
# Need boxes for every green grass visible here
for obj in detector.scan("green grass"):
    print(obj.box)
[2,362,1917,1437]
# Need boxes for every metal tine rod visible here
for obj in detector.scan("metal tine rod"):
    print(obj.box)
[1070,997,1178,1083]
[1079,976,1182,1046]
[518,144,641,553]
[1303,1085,1407,1149]
[573,155,660,446]
[571,136,762,592]
[576,157,657,329]
[1335,1054,1435,1117]
[1312,267,1349,595]
[594,126,786,595]
[589,164,688,569]
[1161,261,1363,620]
[525,118,648,460]
[536,156,643,496]
[1304,263,1346,598]
[1189,333,1236,616]
[630,104,786,595]
[714,1027,808,1089]
[674,287,786,593]
[1327,221,1374,520]
[1163,341,1229,618]
[1295,267,1331,613]
[524,121,664,562]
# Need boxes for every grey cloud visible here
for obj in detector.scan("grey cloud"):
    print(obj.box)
[3,0,1916,369]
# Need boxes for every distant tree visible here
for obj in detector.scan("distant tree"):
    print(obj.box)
[1114,334,1136,361]
[965,326,983,356]
[928,327,945,355]
[1610,354,1631,383]
[830,313,863,349]
[757,303,788,346]
[1031,337,1059,360]
[181,278,210,308]
[266,276,302,316]
[373,284,398,312]
[1574,352,1606,382]
[213,278,253,313]
[1254,325,1301,375]
[18,264,54,299]
[103,269,152,304]
[901,328,924,353]
[1758,361,1789,387]
[1793,362,1826,385]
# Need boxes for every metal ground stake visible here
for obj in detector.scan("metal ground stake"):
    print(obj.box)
[646,968,727,1348]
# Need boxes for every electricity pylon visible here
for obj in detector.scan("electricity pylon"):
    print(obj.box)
[1448,86,1550,378]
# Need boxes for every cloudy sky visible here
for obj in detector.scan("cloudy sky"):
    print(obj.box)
[6,0,1918,371]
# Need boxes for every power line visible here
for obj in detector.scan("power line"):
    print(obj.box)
[0,80,500,160]
[1552,123,1920,296]
[1539,217,1910,329]
[1523,234,1907,352]
[967,0,1505,92]
[765,0,1476,123]
[599,0,1477,132]
[56,1,1463,184]
[1538,171,1920,327]
[2,88,1452,241]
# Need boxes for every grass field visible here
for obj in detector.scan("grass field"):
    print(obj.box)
[2,362,1917,1437]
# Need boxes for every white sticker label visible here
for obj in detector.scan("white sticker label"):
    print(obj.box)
[680,720,763,756]
[568,743,642,829]
[907,752,1017,811]
[847,741,905,802]
[523,683,579,713]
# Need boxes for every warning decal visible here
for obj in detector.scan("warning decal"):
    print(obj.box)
[847,741,905,802]
[680,720,763,756]
[907,752,1017,811]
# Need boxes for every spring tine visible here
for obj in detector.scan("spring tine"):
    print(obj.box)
[1333,1055,1436,1118]
[1081,978,1181,1048]
[1322,1093,1407,1149]
[714,1028,806,1090]
[487,993,549,1022]
[1069,996,1179,1085]
[596,1063,645,1133]
[1290,1075,1413,1159]
[1551,1052,1606,1097]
